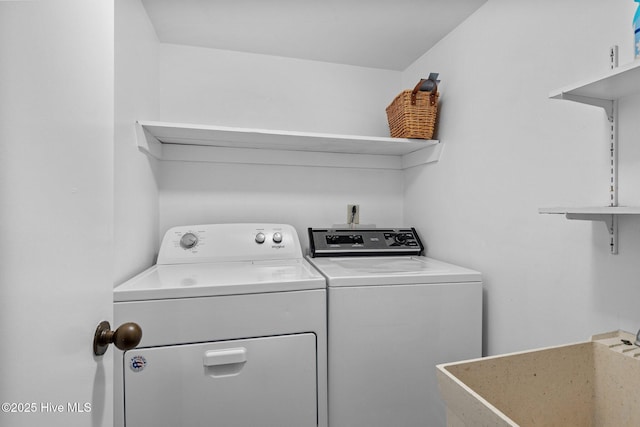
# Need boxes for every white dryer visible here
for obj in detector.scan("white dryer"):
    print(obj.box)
[307,228,482,427]
[113,224,328,427]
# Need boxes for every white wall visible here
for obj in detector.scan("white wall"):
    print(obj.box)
[403,0,640,355]
[156,45,405,246]
[158,44,400,136]
[159,162,403,249]
[114,0,160,284]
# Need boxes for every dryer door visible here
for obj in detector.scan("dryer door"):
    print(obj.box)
[123,333,317,427]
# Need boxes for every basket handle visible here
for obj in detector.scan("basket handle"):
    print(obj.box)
[411,79,438,106]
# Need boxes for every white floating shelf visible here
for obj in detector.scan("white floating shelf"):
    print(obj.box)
[136,121,442,170]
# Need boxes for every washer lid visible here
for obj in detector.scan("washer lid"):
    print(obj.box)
[114,259,325,302]
[306,256,481,287]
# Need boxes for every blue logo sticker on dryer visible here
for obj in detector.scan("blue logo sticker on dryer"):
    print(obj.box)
[129,355,147,372]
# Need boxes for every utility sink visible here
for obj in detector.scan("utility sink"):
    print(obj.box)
[437,331,640,426]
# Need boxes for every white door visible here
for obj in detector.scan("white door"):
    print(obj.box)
[0,1,114,427]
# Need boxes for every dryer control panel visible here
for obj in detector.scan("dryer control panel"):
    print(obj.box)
[158,224,304,265]
[308,228,423,257]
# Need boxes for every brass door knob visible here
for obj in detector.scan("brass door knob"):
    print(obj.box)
[93,321,142,356]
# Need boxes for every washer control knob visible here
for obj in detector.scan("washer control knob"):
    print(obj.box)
[394,233,407,244]
[179,232,198,249]
[272,232,283,243]
[255,232,266,244]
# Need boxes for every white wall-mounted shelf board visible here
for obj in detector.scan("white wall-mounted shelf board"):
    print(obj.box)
[539,206,640,216]
[549,60,640,116]
[539,206,640,254]
[136,121,442,170]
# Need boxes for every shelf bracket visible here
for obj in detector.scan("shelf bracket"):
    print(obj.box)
[565,213,618,254]
[554,94,615,122]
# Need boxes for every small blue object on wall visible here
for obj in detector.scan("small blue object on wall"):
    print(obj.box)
[634,0,640,58]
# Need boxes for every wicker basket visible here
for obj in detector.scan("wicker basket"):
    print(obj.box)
[386,79,439,139]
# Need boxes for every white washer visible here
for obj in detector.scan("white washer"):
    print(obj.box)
[307,228,482,427]
[113,224,328,427]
